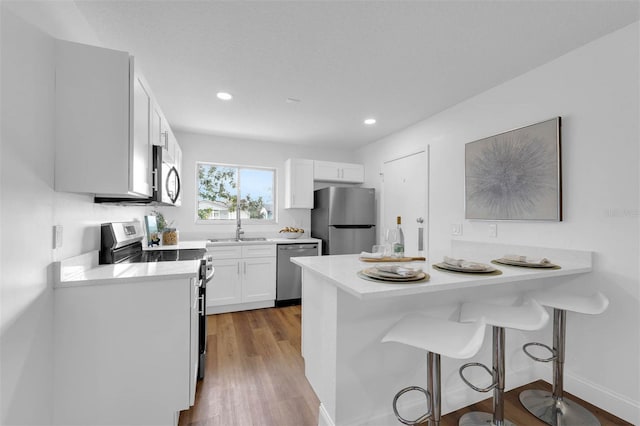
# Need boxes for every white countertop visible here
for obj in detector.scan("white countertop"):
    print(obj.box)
[55,250,199,288]
[206,237,321,247]
[142,240,208,250]
[292,244,592,300]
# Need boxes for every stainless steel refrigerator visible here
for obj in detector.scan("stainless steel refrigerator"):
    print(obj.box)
[311,187,376,255]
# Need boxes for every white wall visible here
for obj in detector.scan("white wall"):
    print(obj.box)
[0,8,150,424]
[355,22,639,423]
[161,131,355,240]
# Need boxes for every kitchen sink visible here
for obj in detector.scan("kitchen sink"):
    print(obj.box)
[208,237,267,243]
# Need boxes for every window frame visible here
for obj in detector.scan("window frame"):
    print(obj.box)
[195,161,277,225]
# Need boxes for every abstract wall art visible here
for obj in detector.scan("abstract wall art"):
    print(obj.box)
[465,117,562,221]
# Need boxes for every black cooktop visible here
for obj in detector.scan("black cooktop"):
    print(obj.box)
[127,248,206,263]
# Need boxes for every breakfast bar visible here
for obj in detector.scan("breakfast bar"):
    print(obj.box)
[291,241,593,426]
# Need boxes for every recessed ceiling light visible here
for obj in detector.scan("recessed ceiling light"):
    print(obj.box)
[364,118,377,125]
[216,92,233,101]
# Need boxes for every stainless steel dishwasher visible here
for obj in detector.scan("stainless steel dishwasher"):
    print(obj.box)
[276,243,318,307]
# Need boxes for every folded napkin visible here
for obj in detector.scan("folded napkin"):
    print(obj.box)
[503,254,551,265]
[360,251,384,259]
[375,265,422,277]
[443,256,488,271]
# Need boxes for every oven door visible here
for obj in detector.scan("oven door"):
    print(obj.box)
[160,158,181,206]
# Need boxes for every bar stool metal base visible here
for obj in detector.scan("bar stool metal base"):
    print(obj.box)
[519,389,600,426]
[458,411,515,426]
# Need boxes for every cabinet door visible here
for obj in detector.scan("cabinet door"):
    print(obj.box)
[207,259,242,307]
[339,163,364,183]
[314,160,364,183]
[285,159,314,209]
[242,257,276,302]
[174,141,183,176]
[131,73,153,196]
[314,161,342,181]
[151,105,163,147]
[189,278,199,406]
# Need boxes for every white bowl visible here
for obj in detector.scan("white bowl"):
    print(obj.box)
[281,232,303,239]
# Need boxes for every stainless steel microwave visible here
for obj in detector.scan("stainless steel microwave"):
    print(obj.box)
[94,146,181,206]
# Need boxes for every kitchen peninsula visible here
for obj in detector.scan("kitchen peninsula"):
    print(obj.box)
[292,241,592,426]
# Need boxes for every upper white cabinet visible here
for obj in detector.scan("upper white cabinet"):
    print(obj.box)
[55,40,178,197]
[314,160,365,183]
[284,158,314,209]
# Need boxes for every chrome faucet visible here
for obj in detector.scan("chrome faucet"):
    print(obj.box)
[235,204,244,240]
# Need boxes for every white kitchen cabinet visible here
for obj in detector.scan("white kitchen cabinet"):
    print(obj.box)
[284,158,314,209]
[55,40,155,197]
[207,244,276,313]
[174,141,183,175]
[53,276,198,425]
[314,160,365,183]
[151,104,183,184]
[208,258,243,306]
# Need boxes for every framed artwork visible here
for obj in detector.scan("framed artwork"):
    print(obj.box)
[465,117,562,221]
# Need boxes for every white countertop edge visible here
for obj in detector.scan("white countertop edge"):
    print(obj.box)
[55,269,199,289]
[55,251,199,288]
[292,250,593,300]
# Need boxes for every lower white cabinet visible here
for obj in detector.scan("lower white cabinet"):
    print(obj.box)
[53,276,198,426]
[207,244,276,313]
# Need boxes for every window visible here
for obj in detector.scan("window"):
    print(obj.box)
[197,162,276,223]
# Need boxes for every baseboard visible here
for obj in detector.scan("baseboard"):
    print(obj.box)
[317,403,335,426]
[206,300,274,315]
[562,370,639,425]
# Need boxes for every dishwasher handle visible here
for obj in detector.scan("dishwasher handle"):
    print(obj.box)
[279,245,317,251]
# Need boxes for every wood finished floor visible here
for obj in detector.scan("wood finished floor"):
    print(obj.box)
[179,306,630,426]
[179,305,319,426]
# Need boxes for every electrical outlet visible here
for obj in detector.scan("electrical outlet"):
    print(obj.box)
[451,224,462,236]
[488,224,498,238]
[54,225,63,248]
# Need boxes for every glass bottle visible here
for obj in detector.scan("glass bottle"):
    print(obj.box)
[393,216,405,258]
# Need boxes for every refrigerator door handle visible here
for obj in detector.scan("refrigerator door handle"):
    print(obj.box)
[330,224,374,229]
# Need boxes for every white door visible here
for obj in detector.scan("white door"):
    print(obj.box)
[382,149,429,258]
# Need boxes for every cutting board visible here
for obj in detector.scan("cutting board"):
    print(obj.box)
[359,256,426,262]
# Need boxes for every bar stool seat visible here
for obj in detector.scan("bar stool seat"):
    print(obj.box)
[382,313,486,426]
[526,291,608,315]
[458,299,549,426]
[519,291,609,426]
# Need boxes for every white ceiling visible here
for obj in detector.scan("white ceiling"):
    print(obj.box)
[9,1,640,148]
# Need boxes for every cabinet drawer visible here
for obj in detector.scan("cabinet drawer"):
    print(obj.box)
[242,244,276,258]
[207,245,243,259]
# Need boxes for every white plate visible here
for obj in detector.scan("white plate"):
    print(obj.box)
[360,268,429,282]
[433,262,496,273]
[493,258,559,269]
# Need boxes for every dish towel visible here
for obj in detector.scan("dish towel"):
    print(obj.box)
[503,254,551,265]
[443,256,488,271]
[360,251,384,259]
[375,265,422,277]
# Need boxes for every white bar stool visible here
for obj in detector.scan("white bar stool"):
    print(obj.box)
[458,299,550,426]
[381,313,486,426]
[519,291,609,426]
